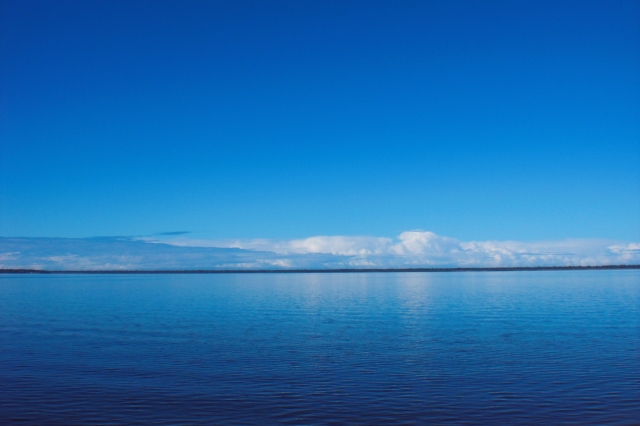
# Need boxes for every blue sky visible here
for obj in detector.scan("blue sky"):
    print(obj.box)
[1,0,639,248]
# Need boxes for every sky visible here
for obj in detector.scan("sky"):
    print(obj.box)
[1,234,639,270]
[1,1,639,268]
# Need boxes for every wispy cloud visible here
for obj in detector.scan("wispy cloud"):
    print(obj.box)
[155,231,191,236]
[1,232,638,270]
[147,231,639,268]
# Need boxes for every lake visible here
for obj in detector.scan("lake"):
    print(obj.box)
[1,271,638,425]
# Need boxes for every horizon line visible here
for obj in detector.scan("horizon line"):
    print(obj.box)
[1,265,639,274]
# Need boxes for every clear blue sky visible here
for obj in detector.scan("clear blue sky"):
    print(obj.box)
[1,0,639,241]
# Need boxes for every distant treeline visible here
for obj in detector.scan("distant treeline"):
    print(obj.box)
[1,265,639,274]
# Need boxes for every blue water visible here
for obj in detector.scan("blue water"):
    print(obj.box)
[1,271,638,425]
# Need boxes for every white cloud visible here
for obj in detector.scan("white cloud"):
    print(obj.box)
[150,231,640,268]
[149,235,394,256]
[0,252,20,262]
[1,232,638,270]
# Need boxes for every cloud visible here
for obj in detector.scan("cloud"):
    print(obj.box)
[1,232,638,270]
[155,231,191,236]
[148,231,640,268]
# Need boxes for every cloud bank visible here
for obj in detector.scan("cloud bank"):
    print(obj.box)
[151,231,640,268]
[2,231,637,270]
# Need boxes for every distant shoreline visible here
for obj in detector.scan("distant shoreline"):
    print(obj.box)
[1,265,639,274]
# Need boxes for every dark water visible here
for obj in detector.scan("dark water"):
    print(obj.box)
[1,271,638,425]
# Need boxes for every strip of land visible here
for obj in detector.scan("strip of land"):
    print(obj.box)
[1,265,639,274]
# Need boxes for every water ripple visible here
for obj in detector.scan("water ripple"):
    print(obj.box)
[1,271,639,424]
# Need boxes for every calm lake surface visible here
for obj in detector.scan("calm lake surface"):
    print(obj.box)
[1,271,638,425]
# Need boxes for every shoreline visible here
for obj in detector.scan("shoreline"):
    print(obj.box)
[1,265,639,274]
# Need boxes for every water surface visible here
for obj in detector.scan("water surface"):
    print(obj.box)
[1,271,638,424]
